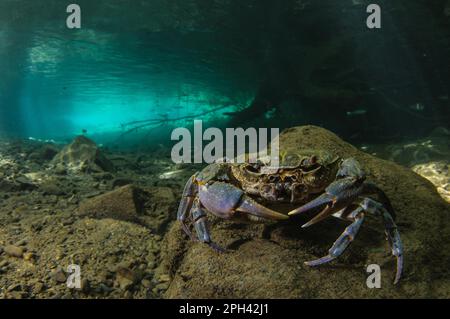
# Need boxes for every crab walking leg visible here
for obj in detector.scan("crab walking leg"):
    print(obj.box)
[177,173,199,240]
[191,199,226,252]
[360,198,404,284]
[305,207,365,266]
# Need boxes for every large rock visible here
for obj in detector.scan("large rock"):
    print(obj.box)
[51,136,114,173]
[78,185,146,223]
[78,185,177,232]
[161,126,450,298]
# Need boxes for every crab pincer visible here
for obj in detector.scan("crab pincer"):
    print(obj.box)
[199,182,288,222]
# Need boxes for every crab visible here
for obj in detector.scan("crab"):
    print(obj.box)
[177,150,403,284]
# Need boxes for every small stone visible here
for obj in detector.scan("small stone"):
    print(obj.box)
[116,276,134,291]
[141,279,152,288]
[7,283,21,292]
[54,164,67,175]
[51,269,67,283]
[99,283,113,293]
[33,282,45,294]
[115,266,141,291]
[81,278,90,293]
[4,245,24,258]
[158,274,170,283]
[23,252,36,262]
[15,239,28,246]
[155,282,169,291]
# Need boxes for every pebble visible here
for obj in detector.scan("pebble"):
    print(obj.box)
[158,274,170,283]
[33,282,45,294]
[23,252,36,262]
[51,269,67,283]
[81,278,90,293]
[15,239,28,246]
[4,245,24,258]
[141,279,152,288]
[116,274,135,291]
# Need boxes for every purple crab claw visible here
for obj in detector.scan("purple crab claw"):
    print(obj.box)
[288,177,362,227]
[199,182,288,222]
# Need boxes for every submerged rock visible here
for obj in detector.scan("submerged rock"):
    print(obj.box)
[4,245,24,258]
[28,144,59,163]
[412,161,450,203]
[161,125,450,298]
[78,185,146,223]
[78,185,177,232]
[51,136,115,173]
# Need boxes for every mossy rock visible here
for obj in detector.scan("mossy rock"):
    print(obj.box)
[51,136,115,173]
[160,126,450,298]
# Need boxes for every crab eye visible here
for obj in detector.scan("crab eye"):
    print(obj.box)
[268,175,278,182]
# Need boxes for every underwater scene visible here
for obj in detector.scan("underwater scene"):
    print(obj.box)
[0,0,449,300]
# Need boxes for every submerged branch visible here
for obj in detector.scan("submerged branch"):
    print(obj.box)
[117,104,236,140]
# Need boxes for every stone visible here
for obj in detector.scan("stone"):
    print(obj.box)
[40,182,66,196]
[141,279,152,288]
[28,144,59,162]
[161,125,450,298]
[81,278,90,293]
[15,176,37,190]
[4,245,24,258]
[33,282,45,294]
[51,135,115,173]
[23,252,36,262]
[78,185,145,222]
[51,268,67,283]
[78,185,176,231]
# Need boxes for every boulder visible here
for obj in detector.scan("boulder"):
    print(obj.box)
[51,136,114,173]
[78,185,146,223]
[78,185,177,232]
[161,125,450,298]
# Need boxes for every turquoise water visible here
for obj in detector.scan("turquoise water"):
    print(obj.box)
[2,28,256,141]
[0,0,449,145]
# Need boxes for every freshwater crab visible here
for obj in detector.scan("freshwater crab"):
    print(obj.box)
[177,150,403,284]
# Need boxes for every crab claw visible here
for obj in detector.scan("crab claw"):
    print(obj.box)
[288,177,362,227]
[199,182,288,221]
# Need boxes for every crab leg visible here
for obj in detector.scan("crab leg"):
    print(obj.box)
[177,173,199,240]
[305,207,365,266]
[304,197,403,284]
[191,199,226,252]
[360,198,403,284]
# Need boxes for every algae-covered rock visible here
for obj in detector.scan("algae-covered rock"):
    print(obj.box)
[51,136,115,173]
[161,125,450,298]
